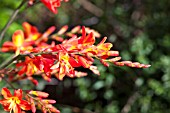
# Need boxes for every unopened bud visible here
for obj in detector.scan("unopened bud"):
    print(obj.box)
[100,59,109,67]
[108,51,119,56]
[42,99,56,104]
[29,91,49,98]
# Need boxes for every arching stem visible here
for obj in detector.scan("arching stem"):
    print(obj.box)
[0,0,27,43]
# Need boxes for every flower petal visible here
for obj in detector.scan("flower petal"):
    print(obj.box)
[12,30,24,47]
[13,104,21,113]
[14,89,22,99]
[1,88,12,99]
[19,100,31,110]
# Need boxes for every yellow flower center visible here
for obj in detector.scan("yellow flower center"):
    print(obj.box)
[8,97,20,113]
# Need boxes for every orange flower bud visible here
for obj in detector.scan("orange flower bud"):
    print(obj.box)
[57,25,68,35]
[29,91,49,98]
[107,51,119,56]
[30,98,36,113]
[78,56,91,68]
[114,62,125,66]
[100,59,109,67]
[109,57,121,62]
[71,26,81,33]
[42,99,56,104]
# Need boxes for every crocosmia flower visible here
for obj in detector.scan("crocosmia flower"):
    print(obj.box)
[40,0,69,14]
[0,88,31,113]
[41,0,61,14]
[1,30,33,55]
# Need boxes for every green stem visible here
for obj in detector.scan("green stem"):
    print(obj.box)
[0,51,45,70]
[0,55,20,69]
[0,51,44,70]
[0,74,16,89]
[0,0,27,43]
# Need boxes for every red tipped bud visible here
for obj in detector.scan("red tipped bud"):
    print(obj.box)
[42,99,56,104]
[142,64,151,68]
[114,62,125,66]
[78,56,91,68]
[43,26,56,37]
[28,77,38,86]
[46,104,60,113]
[30,98,36,113]
[71,26,81,33]
[90,66,100,75]
[29,91,49,98]
[108,51,119,56]
[109,57,121,62]
[52,36,64,42]
[57,25,68,35]
[75,71,88,77]
[100,59,109,67]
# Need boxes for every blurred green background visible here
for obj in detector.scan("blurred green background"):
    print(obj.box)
[0,0,170,113]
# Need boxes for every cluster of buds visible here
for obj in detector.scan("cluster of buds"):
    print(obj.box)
[1,22,150,84]
[28,90,60,113]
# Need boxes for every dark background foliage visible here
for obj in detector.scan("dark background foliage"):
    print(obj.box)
[0,0,170,113]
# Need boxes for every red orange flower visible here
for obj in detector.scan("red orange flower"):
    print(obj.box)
[40,0,62,14]
[22,22,41,42]
[51,51,75,80]
[41,0,61,13]
[16,56,39,76]
[0,88,31,113]
[29,0,69,14]
[1,22,56,55]
[8,24,149,81]
[1,30,33,55]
